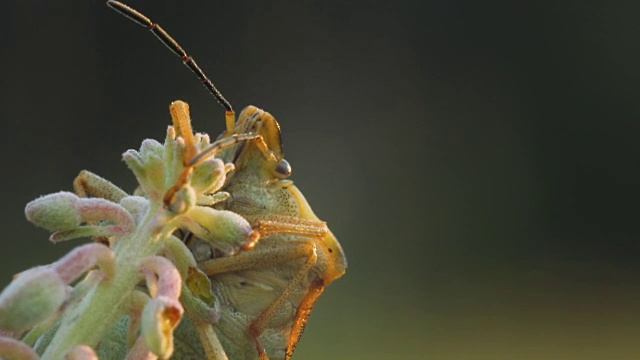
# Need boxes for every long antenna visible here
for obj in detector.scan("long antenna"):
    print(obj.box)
[106,0,234,114]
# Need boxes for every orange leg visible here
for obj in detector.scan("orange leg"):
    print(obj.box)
[198,240,317,359]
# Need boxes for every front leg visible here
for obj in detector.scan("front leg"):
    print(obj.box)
[244,214,328,239]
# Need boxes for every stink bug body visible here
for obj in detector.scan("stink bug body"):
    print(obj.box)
[106,2,347,359]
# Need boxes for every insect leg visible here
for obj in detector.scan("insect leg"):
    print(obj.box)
[197,240,317,359]
[245,215,329,239]
[189,134,273,168]
[249,242,317,360]
[198,240,314,274]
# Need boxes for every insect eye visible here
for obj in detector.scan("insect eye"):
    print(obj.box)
[274,159,292,178]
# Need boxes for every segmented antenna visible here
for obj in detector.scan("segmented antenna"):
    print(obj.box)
[106,0,234,113]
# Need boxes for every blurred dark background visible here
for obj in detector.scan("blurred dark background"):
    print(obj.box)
[2,1,640,359]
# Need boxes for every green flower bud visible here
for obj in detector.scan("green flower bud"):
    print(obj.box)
[119,195,149,222]
[180,267,219,323]
[180,206,257,255]
[191,158,225,195]
[139,138,164,158]
[0,267,67,332]
[124,146,166,200]
[122,150,145,183]
[143,153,166,191]
[25,192,81,232]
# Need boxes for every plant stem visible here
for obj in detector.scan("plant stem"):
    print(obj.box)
[40,204,167,360]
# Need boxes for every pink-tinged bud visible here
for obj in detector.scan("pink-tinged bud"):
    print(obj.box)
[76,198,135,232]
[125,336,158,360]
[65,345,98,360]
[191,158,225,194]
[140,257,181,300]
[25,192,81,232]
[180,207,256,255]
[141,296,184,359]
[0,336,39,360]
[52,243,115,283]
[0,268,67,332]
[25,192,135,238]
[166,125,177,141]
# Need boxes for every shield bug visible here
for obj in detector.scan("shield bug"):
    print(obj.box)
[105,1,347,359]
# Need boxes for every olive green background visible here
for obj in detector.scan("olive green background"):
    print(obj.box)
[2,1,640,359]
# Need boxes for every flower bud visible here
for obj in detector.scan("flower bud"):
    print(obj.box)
[191,158,225,195]
[180,287,220,325]
[181,207,257,255]
[0,336,39,360]
[141,296,183,359]
[76,198,135,231]
[162,236,196,277]
[193,132,211,148]
[53,243,115,283]
[140,139,164,158]
[0,267,67,332]
[25,192,135,241]
[25,192,81,232]
[181,268,219,323]
[122,150,145,181]
[144,153,167,193]
[120,195,150,223]
[140,139,165,192]
[140,257,181,300]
